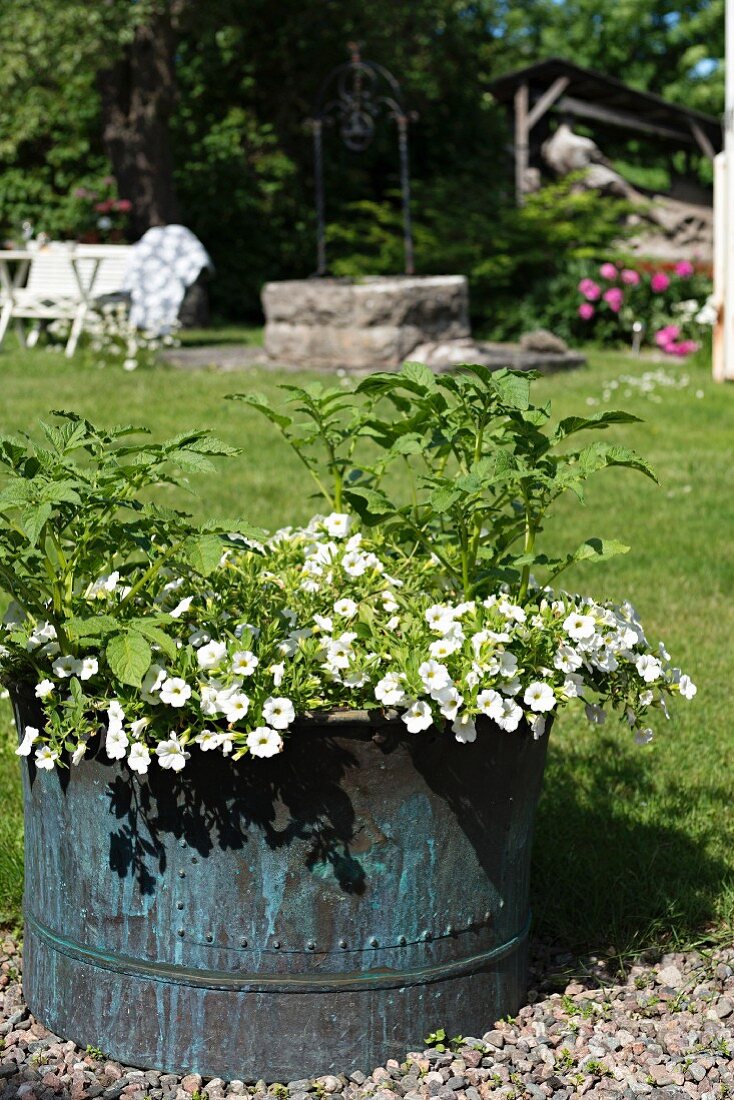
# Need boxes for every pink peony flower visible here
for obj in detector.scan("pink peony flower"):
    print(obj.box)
[95,200,114,214]
[651,273,670,293]
[115,199,132,213]
[578,278,601,301]
[654,325,680,349]
[621,268,640,285]
[669,339,699,357]
[599,262,618,280]
[674,260,694,278]
[602,287,624,313]
[578,303,595,320]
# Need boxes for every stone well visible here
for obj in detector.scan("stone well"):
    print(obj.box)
[262,275,470,371]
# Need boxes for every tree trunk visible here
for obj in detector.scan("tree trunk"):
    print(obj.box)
[98,10,181,239]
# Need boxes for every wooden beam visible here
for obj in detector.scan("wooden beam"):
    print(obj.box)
[689,118,717,160]
[526,76,570,131]
[514,82,529,206]
[557,94,697,144]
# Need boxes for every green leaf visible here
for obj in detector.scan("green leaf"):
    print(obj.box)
[490,369,533,410]
[570,538,630,564]
[65,615,119,640]
[227,393,293,429]
[21,502,52,546]
[429,485,462,513]
[106,631,152,687]
[575,442,658,483]
[553,410,642,443]
[131,621,177,660]
[183,533,224,576]
[342,486,395,524]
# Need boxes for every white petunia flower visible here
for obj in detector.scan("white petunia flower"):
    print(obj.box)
[262,697,295,729]
[496,698,523,732]
[425,605,455,635]
[71,743,87,766]
[130,717,150,739]
[563,613,596,641]
[52,654,78,678]
[375,672,406,706]
[678,674,697,699]
[435,685,463,721]
[85,571,120,599]
[429,635,461,659]
[196,729,225,751]
[312,614,333,634]
[401,699,433,734]
[419,660,451,693]
[107,699,125,730]
[452,713,477,743]
[323,513,351,538]
[530,715,547,740]
[231,650,259,677]
[188,628,211,648]
[35,746,59,771]
[156,736,190,771]
[197,640,227,670]
[247,726,284,758]
[476,689,504,721]
[159,677,192,708]
[106,725,129,761]
[270,662,285,687]
[334,598,358,618]
[341,550,369,577]
[523,682,556,713]
[635,654,662,683]
[16,725,40,757]
[553,645,583,673]
[223,692,250,723]
[634,727,654,745]
[141,663,167,702]
[78,656,99,681]
[584,703,606,725]
[498,600,526,623]
[127,743,151,775]
[170,596,194,619]
[34,679,54,700]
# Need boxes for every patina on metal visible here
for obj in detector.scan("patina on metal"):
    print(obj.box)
[311,43,415,277]
[14,691,549,1080]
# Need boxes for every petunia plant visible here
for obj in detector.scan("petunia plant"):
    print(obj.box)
[0,369,696,777]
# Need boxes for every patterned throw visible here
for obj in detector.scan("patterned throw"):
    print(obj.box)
[123,224,213,334]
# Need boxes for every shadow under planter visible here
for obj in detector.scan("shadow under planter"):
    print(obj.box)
[14,696,549,1080]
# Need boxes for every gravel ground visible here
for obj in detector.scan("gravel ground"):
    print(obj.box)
[2,933,734,1100]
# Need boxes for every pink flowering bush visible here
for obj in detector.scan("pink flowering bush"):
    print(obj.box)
[573,258,712,355]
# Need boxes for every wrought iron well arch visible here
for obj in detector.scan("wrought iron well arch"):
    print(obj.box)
[311,44,415,277]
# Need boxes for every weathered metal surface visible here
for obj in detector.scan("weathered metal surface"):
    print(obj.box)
[14,691,549,1080]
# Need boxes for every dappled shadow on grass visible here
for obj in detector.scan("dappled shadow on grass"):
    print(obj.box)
[531,727,733,959]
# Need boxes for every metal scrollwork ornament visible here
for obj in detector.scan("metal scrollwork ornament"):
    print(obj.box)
[311,44,415,276]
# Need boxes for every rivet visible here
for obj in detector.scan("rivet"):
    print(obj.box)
[339,939,348,949]
[484,910,492,922]
[179,839,186,849]
[422,930,432,942]
[176,902,184,911]
[178,870,186,878]
[398,935,407,946]
[370,937,379,948]
[206,933,213,943]
[177,928,185,937]
[272,939,281,949]
[191,856,199,864]
[446,924,454,935]
[307,941,316,951]
[239,937,248,948]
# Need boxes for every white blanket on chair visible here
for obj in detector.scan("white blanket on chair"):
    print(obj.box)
[123,224,213,335]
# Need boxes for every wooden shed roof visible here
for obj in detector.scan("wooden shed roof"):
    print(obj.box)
[488,57,722,154]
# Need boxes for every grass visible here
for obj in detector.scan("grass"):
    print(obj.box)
[0,337,732,964]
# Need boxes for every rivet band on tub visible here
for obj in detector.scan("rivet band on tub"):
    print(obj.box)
[24,908,531,995]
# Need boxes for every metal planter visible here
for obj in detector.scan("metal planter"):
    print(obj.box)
[13,692,549,1081]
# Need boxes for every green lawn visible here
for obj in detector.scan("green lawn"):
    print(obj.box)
[0,340,732,964]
